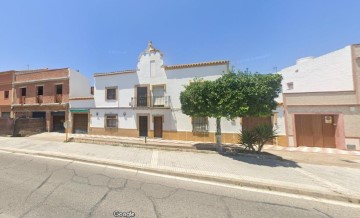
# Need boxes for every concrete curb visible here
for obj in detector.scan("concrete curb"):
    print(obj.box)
[0,147,359,205]
[70,138,283,161]
[71,137,218,154]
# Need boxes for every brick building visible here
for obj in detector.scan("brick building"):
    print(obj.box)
[0,70,14,118]
[12,68,91,132]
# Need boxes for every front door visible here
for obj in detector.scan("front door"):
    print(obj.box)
[139,116,148,137]
[154,116,163,138]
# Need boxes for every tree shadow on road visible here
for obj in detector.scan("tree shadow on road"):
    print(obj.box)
[193,143,301,168]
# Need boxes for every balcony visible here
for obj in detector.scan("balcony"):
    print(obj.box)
[37,95,43,104]
[131,96,171,108]
[152,96,171,108]
[55,94,62,103]
[20,96,26,104]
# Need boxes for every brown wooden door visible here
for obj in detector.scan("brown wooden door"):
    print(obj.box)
[322,115,336,148]
[242,116,272,131]
[139,116,148,137]
[295,114,336,148]
[295,115,316,147]
[73,114,88,134]
[154,116,163,138]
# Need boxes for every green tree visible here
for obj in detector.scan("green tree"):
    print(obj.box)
[180,70,282,151]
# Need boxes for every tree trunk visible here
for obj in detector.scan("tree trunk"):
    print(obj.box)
[216,117,222,152]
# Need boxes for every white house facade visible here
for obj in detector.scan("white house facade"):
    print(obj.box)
[279,44,360,150]
[83,42,286,145]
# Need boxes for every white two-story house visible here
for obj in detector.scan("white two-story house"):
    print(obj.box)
[89,42,286,145]
[90,42,242,143]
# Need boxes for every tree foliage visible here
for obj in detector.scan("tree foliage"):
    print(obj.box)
[180,69,282,147]
[180,70,282,118]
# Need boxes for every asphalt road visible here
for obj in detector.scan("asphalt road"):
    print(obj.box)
[0,151,359,218]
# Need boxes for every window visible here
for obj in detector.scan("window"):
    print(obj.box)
[106,88,117,100]
[105,115,118,128]
[1,112,10,118]
[21,88,26,96]
[192,117,208,133]
[4,91,9,99]
[56,84,63,95]
[37,86,43,95]
[91,86,94,95]
[287,82,294,90]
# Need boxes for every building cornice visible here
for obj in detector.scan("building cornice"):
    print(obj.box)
[13,77,69,85]
[94,70,136,77]
[12,103,69,107]
[164,60,229,70]
[69,97,94,100]
[14,68,68,75]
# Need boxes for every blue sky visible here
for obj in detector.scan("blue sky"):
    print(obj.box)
[0,0,359,81]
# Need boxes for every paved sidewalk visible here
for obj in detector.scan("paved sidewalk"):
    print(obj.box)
[0,136,360,204]
[31,132,360,155]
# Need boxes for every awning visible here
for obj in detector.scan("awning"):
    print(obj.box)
[70,109,89,113]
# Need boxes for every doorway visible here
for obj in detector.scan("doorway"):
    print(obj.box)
[137,87,148,107]
[295,114,336,148]
[139,116,148,137]
[154,116,163,138]
[52,112,65,132]
[73,114,88,134]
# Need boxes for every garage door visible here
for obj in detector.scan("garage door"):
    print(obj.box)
[73,114,88,134]
[295,114,336,148]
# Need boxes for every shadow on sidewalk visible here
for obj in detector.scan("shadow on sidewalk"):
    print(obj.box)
[222,152,301,168]
[194,143,301,168]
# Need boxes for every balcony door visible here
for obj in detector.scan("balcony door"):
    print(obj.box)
[137,87,148,107]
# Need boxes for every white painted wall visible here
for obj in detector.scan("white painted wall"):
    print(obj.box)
[69,69,92,98]
[137,51,167,85]
[94,72,138,108]
[274,105,285,135]
[166,65,227,109]
[280,45,353,93]
[70,99,95,109]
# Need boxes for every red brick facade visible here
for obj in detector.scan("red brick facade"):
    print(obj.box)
[12,68,70,132]
[13,80,70,105]
[0,71,14,117]
[14,69,68,82]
